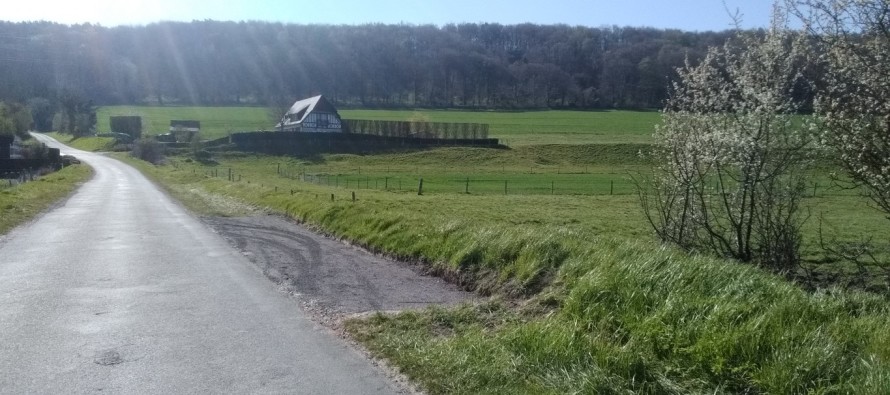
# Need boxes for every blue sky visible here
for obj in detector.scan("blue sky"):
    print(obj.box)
[6,0,777,31]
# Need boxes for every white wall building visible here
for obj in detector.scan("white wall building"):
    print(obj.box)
[276,95,343,133]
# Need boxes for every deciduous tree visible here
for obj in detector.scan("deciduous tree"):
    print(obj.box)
[639,13,814,270]
[791,0,890,216]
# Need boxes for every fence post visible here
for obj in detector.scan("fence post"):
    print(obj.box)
[330,193,334,202]
[352,191,356,202]
[418,178,424,195]
[465,177,469,194]
[504,180,508,195]
[385,177,389,190]
[610,180,614,195]
[813,182,818,197]
[277,163,280,175]
[551,181,554,195]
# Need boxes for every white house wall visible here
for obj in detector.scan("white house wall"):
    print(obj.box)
[299,112,343,133]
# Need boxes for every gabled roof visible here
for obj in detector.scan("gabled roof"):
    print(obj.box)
[284,95,338,124]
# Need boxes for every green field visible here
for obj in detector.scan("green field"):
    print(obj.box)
[96,106,273,138]
[339,109,661,145]
[96,106,660,145]
[76,105,890,393]
[0,163,92,235]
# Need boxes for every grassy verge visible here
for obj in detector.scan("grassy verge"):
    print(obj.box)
[347,244,890,393]
[46,132,115,151]
[124,146,889,393]
[0,164,92,235]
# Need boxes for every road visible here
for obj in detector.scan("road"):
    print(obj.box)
[0,135,401,394]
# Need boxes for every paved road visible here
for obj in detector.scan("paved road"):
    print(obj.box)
[0,135,400,394]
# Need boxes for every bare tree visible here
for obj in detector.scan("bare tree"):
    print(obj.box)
[639,11,814,270]
[266,95,295,132]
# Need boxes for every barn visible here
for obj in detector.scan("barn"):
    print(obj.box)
[276,95,343,133]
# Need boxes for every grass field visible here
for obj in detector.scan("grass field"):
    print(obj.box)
[46,132,115,151]
[96,106,660,145]
[0,163,92,235]
[96,106,272,138]
[78,105,890,393]
[339,109,661,145]
[277,145,648,196]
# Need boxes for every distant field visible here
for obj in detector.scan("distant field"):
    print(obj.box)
[96,106,660,145]
[339,109,661,145]
[96,106,272,138]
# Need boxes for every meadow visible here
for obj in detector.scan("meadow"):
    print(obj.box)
[71,106,890,393]
[96,106,272,138]
[96,106,660,145]
[0,163,92,235]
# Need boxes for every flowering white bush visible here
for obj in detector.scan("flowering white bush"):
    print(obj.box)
[789,0,890,285]
[641,13,814,269]
[792,0,890,215]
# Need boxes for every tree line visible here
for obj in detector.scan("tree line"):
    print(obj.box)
[0,20,738,109]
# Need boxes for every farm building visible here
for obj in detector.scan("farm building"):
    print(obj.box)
[276,95,343,133]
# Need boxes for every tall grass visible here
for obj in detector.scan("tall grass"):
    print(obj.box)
[349,237,890,393]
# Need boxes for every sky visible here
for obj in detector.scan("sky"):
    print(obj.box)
[4,0,778,31]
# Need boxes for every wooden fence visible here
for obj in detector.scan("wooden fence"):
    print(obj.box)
[343,119,489,140]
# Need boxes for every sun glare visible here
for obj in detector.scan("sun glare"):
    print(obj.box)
[8,0,184,26]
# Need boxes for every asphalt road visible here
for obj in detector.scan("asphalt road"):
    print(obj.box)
[0,135,400,394]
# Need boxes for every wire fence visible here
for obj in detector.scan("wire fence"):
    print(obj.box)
[287,170,638,196]
[185,162,871,199]
[1,169,43,189]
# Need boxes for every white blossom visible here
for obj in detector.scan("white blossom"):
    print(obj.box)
[641,9,813,269]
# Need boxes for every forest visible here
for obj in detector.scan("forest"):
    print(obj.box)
[0,20,736,110]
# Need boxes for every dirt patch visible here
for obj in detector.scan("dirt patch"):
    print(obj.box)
[202,215,473,317]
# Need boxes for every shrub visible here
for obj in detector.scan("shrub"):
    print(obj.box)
[131,138,165,164]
